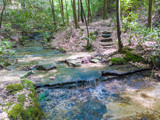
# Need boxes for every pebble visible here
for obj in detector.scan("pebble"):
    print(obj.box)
[50,77,55,80]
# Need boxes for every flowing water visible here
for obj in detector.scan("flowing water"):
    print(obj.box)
[12,39,160,120]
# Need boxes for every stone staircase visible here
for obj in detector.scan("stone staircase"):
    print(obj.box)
[100,31,115,50]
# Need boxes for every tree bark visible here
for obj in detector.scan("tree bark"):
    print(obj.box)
[103,0,107,19]
[71,0,78,28]
[148,0,154,29]
[59,0,65,24]
[80,0,89,44]
[78,0,80,21]
[0,0,6,29]
[116,0,123,52]
[65,0,69,25]
[80,0,84,22]
[49,0,56,26]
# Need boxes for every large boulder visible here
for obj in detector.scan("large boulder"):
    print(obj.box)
[36,62,57,70]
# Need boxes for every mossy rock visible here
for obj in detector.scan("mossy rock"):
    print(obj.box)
[110,58,126,65]
[18,94,26,105]
[6,84,24,94]
[8,104,44,120]
[8,104,29,120]
[8,79,45,120]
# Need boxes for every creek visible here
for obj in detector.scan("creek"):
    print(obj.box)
[10,38,160,120]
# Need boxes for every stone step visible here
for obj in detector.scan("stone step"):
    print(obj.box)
[101,38,112,42]
[103,46,113,49]
[101,43,114,46]
[102,31,112,34]
[102,34,111,38]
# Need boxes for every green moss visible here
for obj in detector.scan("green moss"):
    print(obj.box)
[124,51,143,62]
[6,84,24,93]
[18,94,26,105]
[8,104,29,120]
[8,104,44,120]
[21,79,34,88]
[110,58,126,65]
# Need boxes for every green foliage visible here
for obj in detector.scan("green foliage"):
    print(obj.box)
[18,94,26,105]
[89,32,97,41]
[6,84,24,93]
[124,51,143,62]
[110,58,126,65]
[38,92,48,101]
[59,47,66,53]
[85,43,93,52]
[110,51,145,65]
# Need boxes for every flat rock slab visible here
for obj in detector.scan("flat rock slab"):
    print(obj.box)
[0,70,32,82]
[101,43,114,46]
[102,34,111,38]
[102,65,150,76]
[65,59,81,67]
[36,62,57,70]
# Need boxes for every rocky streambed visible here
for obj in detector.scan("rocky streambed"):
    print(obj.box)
[0,39,160,120]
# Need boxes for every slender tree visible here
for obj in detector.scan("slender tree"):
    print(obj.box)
[71,0,78,28]
[0,0,6,29]
[49,0,56,26]
[148,0,154,29]
[78,0,80,21]
[65,0,69,25]
[87,0,91,23]
[80,0,84,22]
[59,0,65,24]
[80,0,89,44]
[116,0,123,52]
[103,0,107,19]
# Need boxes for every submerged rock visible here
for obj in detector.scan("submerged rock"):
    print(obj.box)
[36,62,57,70]
[65,59,81,67]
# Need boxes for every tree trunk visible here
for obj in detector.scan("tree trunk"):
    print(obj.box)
[59,0,65,24]
[116,0,123,52]
[148,0,154,29]
[87,0,91,23]
[0,0,6,29]
[65,0,69,25]
[80,0,89,44]
[80,0,84,22]
[103,0,107,19]
[71,0,78,28]
[49,0,56,26]
[78,0,80,21]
